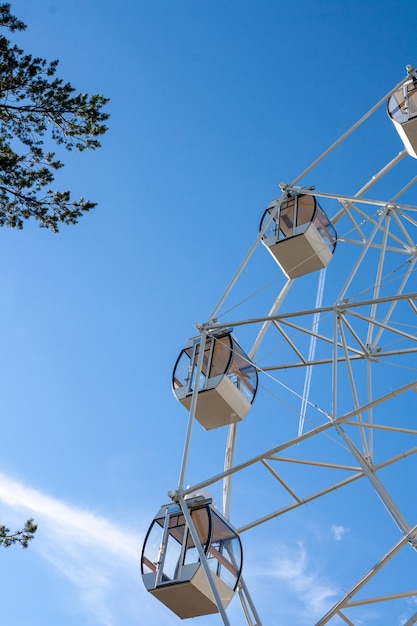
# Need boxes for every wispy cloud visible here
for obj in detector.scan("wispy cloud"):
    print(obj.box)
[332,524,349,541]
[248,538,339,623]
[0,473,176,626]
[270,540,337,615]
[0,472,138,561]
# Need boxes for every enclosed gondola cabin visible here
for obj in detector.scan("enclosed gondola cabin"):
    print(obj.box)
[172,331,258,430]
[260,193,337,279]
[141,497,243,619]
[388,75,417,158]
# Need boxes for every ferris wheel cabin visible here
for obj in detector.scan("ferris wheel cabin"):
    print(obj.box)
[260,193,337,278]
[141,496,243,619]
[388,75,417,158]
[172,331,258,430]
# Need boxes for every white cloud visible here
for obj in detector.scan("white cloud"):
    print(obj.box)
[0,473,137,562]
[400,596,417,625]
[0,473,177,626]
[257,539,339,621]
[332,524,349,541]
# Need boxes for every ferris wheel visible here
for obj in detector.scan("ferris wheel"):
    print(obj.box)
[140,66,417,625]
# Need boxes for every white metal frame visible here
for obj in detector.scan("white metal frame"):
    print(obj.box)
[166,66,417,625]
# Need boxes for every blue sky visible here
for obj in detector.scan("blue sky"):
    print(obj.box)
[1,1,417,625]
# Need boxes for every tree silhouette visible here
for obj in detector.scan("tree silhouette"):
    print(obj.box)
[0,2,109,231]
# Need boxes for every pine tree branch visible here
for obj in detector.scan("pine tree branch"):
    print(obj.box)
[0,518,37,548]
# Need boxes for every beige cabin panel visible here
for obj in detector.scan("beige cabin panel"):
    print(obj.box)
[391,117,417,158]
[149,567,234,619]
[180,375,252,430]
[265,222,333,278]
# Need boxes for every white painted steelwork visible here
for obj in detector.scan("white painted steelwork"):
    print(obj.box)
[142,66,417,625]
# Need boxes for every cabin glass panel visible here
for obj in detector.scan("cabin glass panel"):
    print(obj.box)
[260,194,336,248]
[141,501,243,589]
[388,80,417,123]
[141,504,211,583]
[172,332,257,405]
[314,203,337,252]
[260,193,337,278]
[141,500,244,618]
[226,339,258,404]
[206,509,242,591]
[387,78,417,158]
[208,334,233,378]
[278,194,315,238]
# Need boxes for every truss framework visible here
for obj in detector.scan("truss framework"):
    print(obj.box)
[169,67,417,625]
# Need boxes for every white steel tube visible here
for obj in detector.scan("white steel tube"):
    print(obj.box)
[290,74,412,187]
[177,328,208,492]
[237,576,263,626]
[178,496,232,626]
[365,209,391,347]
[222,278,293,519]
[337,317,370,460]
[315,525,417,625]
[208,197,284,324]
